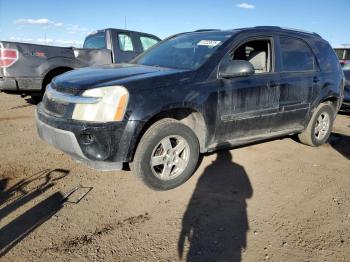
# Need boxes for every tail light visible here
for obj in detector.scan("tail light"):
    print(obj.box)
[0,48,19,68]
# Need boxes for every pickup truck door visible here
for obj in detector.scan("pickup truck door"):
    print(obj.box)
[215,36,280,143]
[111,31,141,63]
[273,36,319,131]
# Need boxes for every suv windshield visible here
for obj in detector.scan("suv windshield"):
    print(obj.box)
[133,31,233,70]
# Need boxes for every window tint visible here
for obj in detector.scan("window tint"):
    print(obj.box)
[334,49,345,60]
[140,36,159,51]
[314,40,341,72]
[83,32,106,49]
[280,37,314,71]
[118,34,134,52]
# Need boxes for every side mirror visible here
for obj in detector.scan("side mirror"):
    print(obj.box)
[218,59,255,79]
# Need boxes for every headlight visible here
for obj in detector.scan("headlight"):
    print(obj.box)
[72,86,129,122]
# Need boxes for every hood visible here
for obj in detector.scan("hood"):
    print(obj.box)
[52,63,189,92]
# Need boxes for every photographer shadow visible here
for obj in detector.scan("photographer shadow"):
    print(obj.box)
[0,169,69,256]
[178,150,253,262]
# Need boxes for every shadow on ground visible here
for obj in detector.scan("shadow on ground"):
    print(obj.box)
[178,151,252,262]
[329,132,350,160]
[9,97,38,110]
[0,169,69,256]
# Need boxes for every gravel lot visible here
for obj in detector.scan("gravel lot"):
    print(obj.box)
[0,93,349,262]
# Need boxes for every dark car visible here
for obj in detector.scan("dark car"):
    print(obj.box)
[36,26,345,190]
[341,63,350,109]
[0,28,160,102]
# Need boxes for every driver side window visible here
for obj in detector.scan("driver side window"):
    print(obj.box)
[226,39,272,74]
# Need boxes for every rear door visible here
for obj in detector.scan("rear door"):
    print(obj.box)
[274,36,320,131]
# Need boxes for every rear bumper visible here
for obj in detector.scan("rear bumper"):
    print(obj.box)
[0,77,17,91]
[0,77,42,92]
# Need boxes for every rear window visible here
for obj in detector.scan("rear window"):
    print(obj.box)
[280,36,315,71]
[83,32,106,49]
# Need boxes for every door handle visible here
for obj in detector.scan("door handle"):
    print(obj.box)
[313,77,320,83]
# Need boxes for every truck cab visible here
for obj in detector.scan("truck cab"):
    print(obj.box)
[83,28,161,63]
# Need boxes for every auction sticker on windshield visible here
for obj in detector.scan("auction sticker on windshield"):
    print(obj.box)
[197,40,221,47]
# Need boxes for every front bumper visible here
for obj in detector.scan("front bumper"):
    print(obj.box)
[36,105,144,171]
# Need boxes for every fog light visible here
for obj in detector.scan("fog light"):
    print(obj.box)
[80,133,95,144]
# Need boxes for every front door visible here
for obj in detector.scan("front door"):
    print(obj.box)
[216,37,280,143]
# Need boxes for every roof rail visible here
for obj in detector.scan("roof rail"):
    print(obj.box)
[254,26,281,29]
[280,27,321,37]
[194,29,220,32]
[252,26,321,37]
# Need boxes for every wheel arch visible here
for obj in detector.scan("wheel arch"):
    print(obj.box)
[41,66,73,91]
[319,96,341,116]
[131,107,208,161]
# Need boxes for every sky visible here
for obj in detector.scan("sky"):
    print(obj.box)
[0,0,348,47]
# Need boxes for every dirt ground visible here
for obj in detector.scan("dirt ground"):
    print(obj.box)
[0,92,349,262]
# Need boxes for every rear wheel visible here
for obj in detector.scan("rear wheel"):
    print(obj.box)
[30,94,43,104]
[298,103,335,146]
[132,118,200,190]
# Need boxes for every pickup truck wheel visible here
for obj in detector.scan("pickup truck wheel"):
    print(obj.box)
[132,118,200,190]
[30,94,43,104]
[298,103,334,147]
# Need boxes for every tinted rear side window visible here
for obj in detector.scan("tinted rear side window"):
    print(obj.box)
[313,39,341,72]
[280,36,314,71]
[83,32,106,49]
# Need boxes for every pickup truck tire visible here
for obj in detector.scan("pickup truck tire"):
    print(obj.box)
[132,118,200,190]
[30,94,43,104]
[298,103,334,147]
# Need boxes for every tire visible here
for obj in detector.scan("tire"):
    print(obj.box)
[30,93,43,104]
[298,103,335,147]
[132,118,200,190]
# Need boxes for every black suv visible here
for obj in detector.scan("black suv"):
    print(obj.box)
[36,26,345,190]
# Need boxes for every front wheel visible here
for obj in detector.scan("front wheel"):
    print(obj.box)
[298,103,335,147]
[132,119,200,190]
